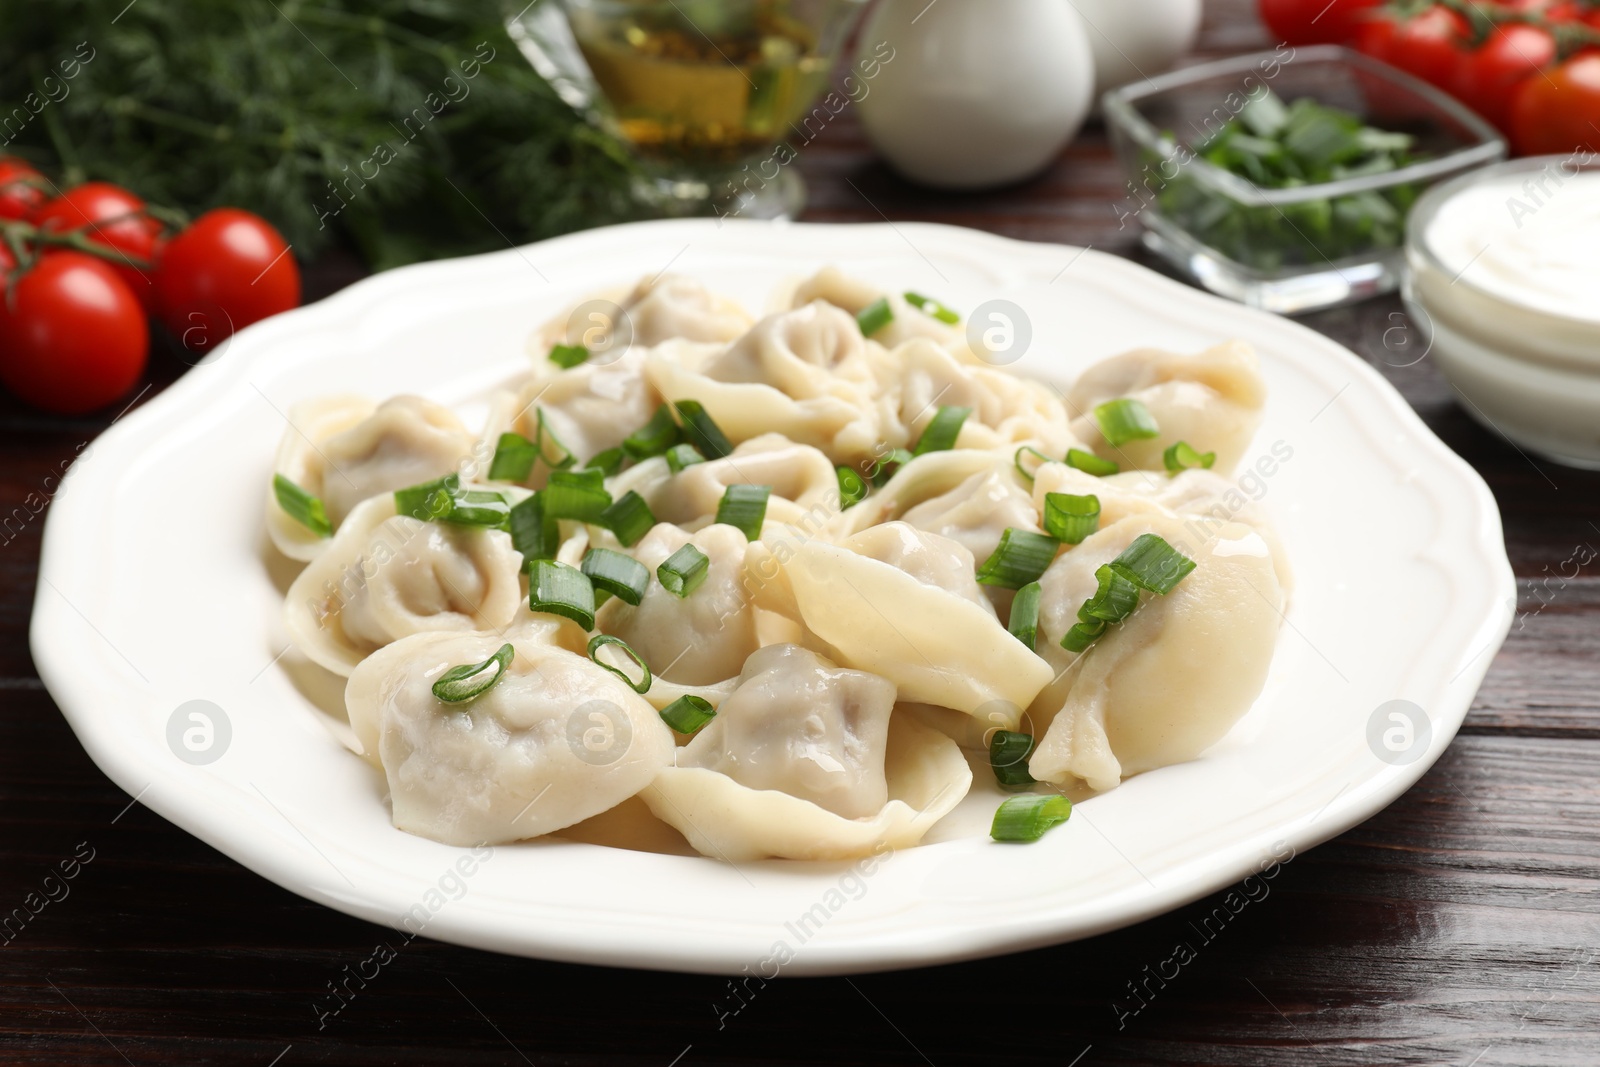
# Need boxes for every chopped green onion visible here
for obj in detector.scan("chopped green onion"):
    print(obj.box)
[976,529,1060,589]
[1109,534,1197,596]
[991,794,1072,843]
[444,488,512,527]
[856,296,894,337]
[623,404,681,460]
[273,474,332,538]
[1078,564,1140,623]
[1093,398,1160,447]
[1093,398,1161,448]
[394,473,459,521]
[533,408,577,471]
[904,291,960,324]
[507,493,559,562]
[1042,493,1101,545]
[587,634,652,695]
[658,543,709,598]
[432,643,514,704]
[584,446,627,477]
[581,547,650,606]
[837,465,869,508]
[1014,446,1051,483]
[1163,440,1216,473]
[488,432,538,482]
[549,343,588,369]
[664,443,705,474]
[868,447,914,488]
[659,694,717,734]
[989,730,1037,790]
[673,400,733,460]
[1066,448,1119,477]
[715,484,770,540]
[528,559,596,630]
[1060,618,1107,653]
[1008,581,1042,649]
[913,405,972,456]
[543,468,612,523]
[600,490,655,548]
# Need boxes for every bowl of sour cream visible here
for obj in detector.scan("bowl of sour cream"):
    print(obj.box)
[1405,153,1600,468]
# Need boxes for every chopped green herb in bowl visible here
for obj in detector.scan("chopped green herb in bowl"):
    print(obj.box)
[1156,90,1428,272]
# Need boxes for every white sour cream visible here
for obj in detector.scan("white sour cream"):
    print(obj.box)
[1426,168,1600,325]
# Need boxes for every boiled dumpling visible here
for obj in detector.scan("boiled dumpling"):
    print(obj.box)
[316,396,475,529]
[870,339,1078,455]
[621,433,843,538]
[1028,512,1283,792]
[746,522,1053,722]
[645,302,883,463]
[1031,464,1291,590]
[842,522,996,614]
[642,644,971,860]
[346,629,675,845]
[788,266,963,351]
[266,394,376,561]
[485,347,659,485]
[285,495,525,676]
[534,273,753,355]
[596,523,759,687]
[1067,340,1265,475]
[832,449,1040,565]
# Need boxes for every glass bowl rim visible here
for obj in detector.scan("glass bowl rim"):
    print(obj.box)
[1102,44,1507,207]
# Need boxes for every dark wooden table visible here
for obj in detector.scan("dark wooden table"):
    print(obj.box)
[6,3,1598,1064]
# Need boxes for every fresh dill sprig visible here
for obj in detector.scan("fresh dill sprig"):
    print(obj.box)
[0,0,640,269]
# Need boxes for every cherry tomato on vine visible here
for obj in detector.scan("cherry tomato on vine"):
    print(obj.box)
[1450,23,1558,131]
[1356,6,1470,87]
[153,208,300,355]
[31,181,164,312]
[1510,49,1600,155]
[1257,0,1383,45]
[0,253,148,415]
[0,157,47,221]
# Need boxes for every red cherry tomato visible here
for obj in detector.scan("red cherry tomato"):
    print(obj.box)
[0,242,14,295]
[153,208,300,355]
[1356,6,1469,87]
[0,252,148,414]
[1450,23,1558,131]
[31,181,164,312]
[1510,49,1600,155]
[0,157,47,221]
[1258,0,1383,45]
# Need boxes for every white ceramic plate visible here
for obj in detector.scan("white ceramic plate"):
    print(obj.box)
[33,220,1513,975]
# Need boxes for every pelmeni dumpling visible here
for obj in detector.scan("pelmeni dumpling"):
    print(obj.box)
[534,273,753,356]
[642,644,971,860]
[312,396,476,530]
[596,523,758,687]
[870,339,1078,455]
[1067,340,1266,475]
[746,523,1052,722]
[645,302,883,463]
[843,522,996,614]
[831,449,1040,564]
[621,434,842,538]
[1032,464,1291,590]
[788,266,964,351]
[266,394,375,561]
[346,630,675,846]
[1028,512,1283,792]
[484,348,659,487]
[285,495,525,676]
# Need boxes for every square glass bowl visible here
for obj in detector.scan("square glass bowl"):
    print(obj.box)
[1103,45,1505,314]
